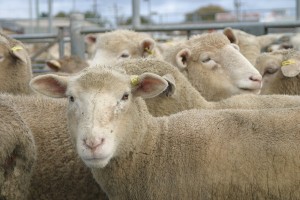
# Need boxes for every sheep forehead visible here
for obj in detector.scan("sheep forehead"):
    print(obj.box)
[70,67,129,93]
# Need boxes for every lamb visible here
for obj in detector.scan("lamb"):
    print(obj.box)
[0,32,32,94]
[223,27,282,65]
[30,65,300,199]
[0,94,107,200]
[163,32,263,101]
[91,29,163,66]
[46,55,89,73]
[119,59,300,116]
[0,100,36,200]
[255,48,300,95]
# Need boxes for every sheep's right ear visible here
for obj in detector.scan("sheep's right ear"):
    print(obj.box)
[30,74,69,98]
[175,48,191,70]
[84,34,97,45]
[131,73,168,99]
[223,27,238,44]
[162,74,176,97]
[10,45,28,64]
[281,59,300,77]
[46,59,61,72]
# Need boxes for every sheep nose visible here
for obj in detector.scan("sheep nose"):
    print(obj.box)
[249,74,262,83]
[84,138,105,152]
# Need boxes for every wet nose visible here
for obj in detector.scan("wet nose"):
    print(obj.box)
[84,138,105,152]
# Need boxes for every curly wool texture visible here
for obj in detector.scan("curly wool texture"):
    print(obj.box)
[0,101,36,200]
[0,32,33,94]
[117,59,300,117]
[0,94,108,200]
[255,49,300,95]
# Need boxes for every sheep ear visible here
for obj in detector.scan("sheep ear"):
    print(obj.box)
[46,59,61,72]
[131,73,168,99]
[281,60,300,77]
[141,38,155,57]
[162,74,176,97]
[10,45,28,64]
[223,27,238,44]
[30,74,69,98]
[84,34,97,45]
[175,48,191,70]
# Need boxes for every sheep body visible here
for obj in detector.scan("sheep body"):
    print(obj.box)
[30,65,300,200]
[0,100,36,200]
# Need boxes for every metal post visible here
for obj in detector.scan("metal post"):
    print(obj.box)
[35,0,40,32]
[29,0,33,33]
[70,12,85,59]
[57,27,65,59]
[297,0,300,20]
[132,0,141,28]
[48,0,53,33]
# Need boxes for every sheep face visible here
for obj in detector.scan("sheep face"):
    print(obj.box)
[91,30,162,66]
[174,33,262,101]
[29,66,168,168]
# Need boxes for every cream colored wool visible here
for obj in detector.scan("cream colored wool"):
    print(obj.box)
[30,65,300,200]
[0,101,36,200]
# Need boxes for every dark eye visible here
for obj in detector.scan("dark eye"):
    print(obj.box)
[264,67,279,76]
[69,96,75,102]
[120,53,129,58]
[121,93,129,100]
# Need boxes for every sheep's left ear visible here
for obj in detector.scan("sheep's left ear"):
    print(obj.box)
[141,38,156,57]
[30,74,69,98]
[223,27,238,44]
[131,73,168,99]
[46,59,61,72]
[10,45,28,64]
[281,59,300,77]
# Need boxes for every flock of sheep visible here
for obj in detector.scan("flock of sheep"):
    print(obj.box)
[1,26,300,200]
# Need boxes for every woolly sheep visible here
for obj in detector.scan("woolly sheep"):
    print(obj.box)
[264,33,300,52]
[91,29,163,66]
[30,65,300,199]
[120,59,300,116]
[0,94,107,200]
[223,27,282,65]
[0,101,36,200]
[255,48,300,95]
[0,32,32,94]
[46,55,89,73]
[163,32,262,101]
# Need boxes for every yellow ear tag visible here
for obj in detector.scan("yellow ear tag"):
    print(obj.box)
[130,75,140,86]
[145,47,154,55]
[11,45,23,52]
[282,59,296,67]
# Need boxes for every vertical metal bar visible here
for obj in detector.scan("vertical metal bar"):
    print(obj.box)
[48,0,53,33]
[132,0,141,29]
[29,0,33,33]
[35,0,40,32]
[70,12,85,59]
[57,27,65,59]
[297,0,300,20]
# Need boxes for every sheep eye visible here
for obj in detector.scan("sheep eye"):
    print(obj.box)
[121,93,129,100]
[120,53,129,58]
[201,57,211,63]
[264,67,279,76]
[69,96,75,102]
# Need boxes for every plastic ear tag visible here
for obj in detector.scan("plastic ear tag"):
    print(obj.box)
[130,75,140,86]
[11,45,23,52]
[145,47,154,55]
[282,59,296,67]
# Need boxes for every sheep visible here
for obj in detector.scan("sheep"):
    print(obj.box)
[223,27,283,65]
[0,100,36,200]
[0,32,32,94]
[264,33,300,52]
[46,55,89,73]
[163,32,263,101]
[119,59,300,116]
[0,94,108,200]
[91,29,163,66]
[30,65,300,199]
[255,48,300,95]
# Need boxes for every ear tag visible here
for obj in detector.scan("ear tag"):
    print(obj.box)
[145,47,154,55]
[130,75,140,86]
[282,59,296,67]
[11,45,23,52]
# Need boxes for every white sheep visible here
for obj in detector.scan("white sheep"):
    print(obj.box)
[91,29,163,66]
[30,64,300,199]
[0,94,107,200]
[223,27,283,65]
[0,100,36,200]
[120,58,300,116]
[163,32,263,101]
[255,48,300,95]
[0,32,32,94]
